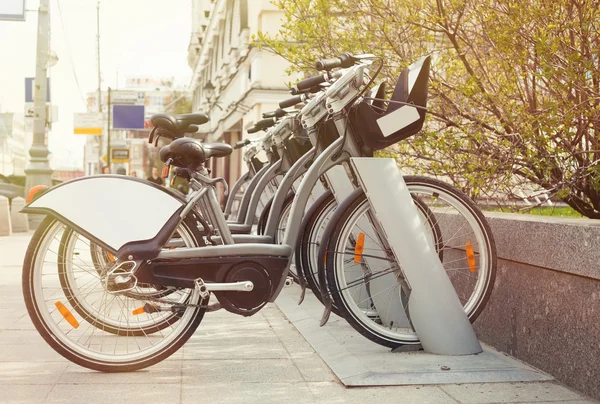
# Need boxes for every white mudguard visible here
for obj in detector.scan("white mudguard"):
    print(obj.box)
[23,175,184,251]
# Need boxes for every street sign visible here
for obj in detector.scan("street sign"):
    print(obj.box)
[111,90,145,105]
[74,112,103,135]
[0,0,25,21]
[25,78,51,103]
[111,148,130,163]
[112,105,145,130]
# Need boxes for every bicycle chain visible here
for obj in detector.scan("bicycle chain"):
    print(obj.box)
[129,289,211,309]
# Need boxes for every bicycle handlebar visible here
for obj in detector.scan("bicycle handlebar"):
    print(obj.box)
[315,52,355,71]
[296,74,327,91]
[256,118,277,129]
[262,109,287,119]
[247,126,260,134]
[279,95,303,109]
[291,83,325,95]
[234,139,251,149]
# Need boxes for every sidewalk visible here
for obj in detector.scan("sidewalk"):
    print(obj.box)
[0,233,597,404]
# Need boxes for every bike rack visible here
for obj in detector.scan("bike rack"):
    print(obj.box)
[350,157,482,355]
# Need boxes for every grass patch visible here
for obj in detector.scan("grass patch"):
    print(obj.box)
[484,205,583,218]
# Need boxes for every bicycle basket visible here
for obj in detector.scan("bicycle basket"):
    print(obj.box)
[350,56,431,151]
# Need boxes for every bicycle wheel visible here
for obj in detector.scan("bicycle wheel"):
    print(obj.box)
[296,190,337,303]
[57,226,199,336]
[326,176,496,348]
[256,197,274,235]
[23,216,206,372]
[273,193,296,279]
[304,187,443,309]
[257,192,295,237]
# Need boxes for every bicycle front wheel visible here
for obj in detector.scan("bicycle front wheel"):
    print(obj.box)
[326,176,496,348]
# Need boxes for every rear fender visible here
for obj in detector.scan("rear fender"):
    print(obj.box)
[22,175,185,252]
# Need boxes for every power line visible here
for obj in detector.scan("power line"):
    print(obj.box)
[55,0,87,107]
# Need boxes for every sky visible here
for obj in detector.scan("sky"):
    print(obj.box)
[0,0,192,170]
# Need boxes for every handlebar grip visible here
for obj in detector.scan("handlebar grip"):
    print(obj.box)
[256,118,277,129]
[291,85,322,96]
[316,58,341,71]
[262,109,287,119]
[296,74,327,91]
[234,139,251,149]
[279,95,303,109]
[247,126,260,134]
[315,52,354,71]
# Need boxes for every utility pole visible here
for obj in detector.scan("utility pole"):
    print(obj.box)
[96,1,101,114]
[25,0,53,229]
[96,1,103,175]
[107,87,112,167]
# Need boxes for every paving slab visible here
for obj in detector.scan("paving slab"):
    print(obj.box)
[182,358,305,384]
[1,384,54,404]
[0,362,68,385]
[57,360,183,384]
[276,286,554,386]
[440,382,592,403]
[182,382,317,404]
[307,381,458,404]
[44,383,182,404]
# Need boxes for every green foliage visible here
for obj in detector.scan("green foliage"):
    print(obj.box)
[170,92,193,114]
[259,0,600,218]
[486,205,583,218]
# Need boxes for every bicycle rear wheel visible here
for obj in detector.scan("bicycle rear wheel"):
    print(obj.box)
[23,216,206,372]
[57,227,196,336]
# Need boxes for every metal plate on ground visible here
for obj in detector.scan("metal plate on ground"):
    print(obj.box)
[276,286,553,386]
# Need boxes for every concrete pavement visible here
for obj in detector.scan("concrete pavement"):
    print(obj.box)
[0,232,597,404]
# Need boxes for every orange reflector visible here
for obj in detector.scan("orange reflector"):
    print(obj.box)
[26,185,48,203]
[354,233,365,264]
[132,307,145,315]
[106,252,115,262]
[54,302,79,328]
[466,242,476,273]
[161,165,169,178]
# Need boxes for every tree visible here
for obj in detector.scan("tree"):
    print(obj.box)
[258,0,600,218]
[168,91,193,114]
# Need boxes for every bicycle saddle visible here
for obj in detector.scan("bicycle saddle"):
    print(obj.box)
[160,138,232,169]
[151,113,209,137]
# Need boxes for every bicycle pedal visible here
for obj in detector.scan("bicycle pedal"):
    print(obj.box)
[284,276,294,287]
[194,278,210,300]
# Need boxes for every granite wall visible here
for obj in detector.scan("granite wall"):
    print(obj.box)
[474,213,600,400]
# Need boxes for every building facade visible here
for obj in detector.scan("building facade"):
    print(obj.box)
[187,0,292,200]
